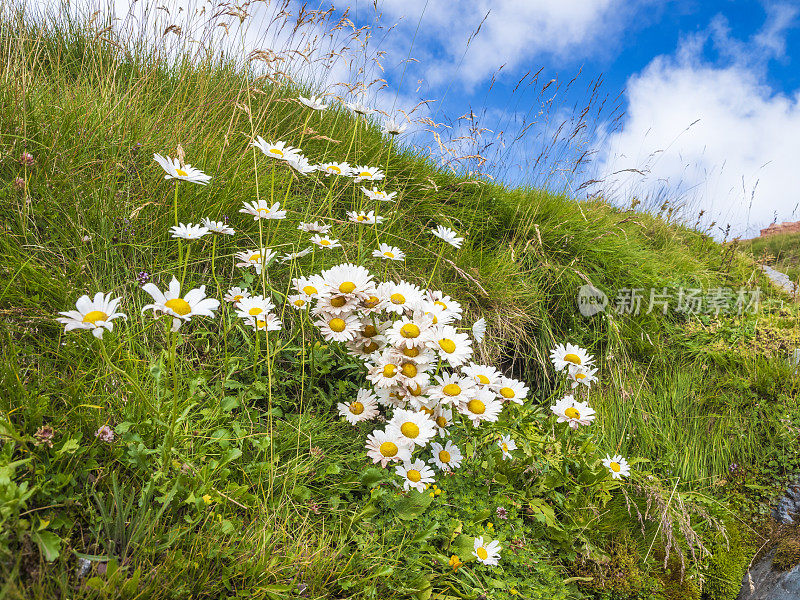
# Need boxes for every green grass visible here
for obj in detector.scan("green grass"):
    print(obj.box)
[742,231,800,282]
[1,5,799,600]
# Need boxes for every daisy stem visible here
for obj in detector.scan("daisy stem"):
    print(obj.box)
[253,329,260,378]
[384,137,394,186]
[162,327,179,469]
[181,244,192,289]
[211,236,220,296]
[427,246,445,288]
[174,183,183,266]
[257,219,266,297]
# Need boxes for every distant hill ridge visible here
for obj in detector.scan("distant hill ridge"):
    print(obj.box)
[760,220,800,237]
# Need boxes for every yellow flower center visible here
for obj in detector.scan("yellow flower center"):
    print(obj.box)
[436,416,447,428]
[302,285,318,296]
[442,383,461,396]
[248,307,262,316]
[364,341,379,353]
[269,148,284,157]
[476,547,488,560]
[175,168,188,177]
[293,299,306,307]
[564,407,581,419]
[164,298,191,316]
[439,339,456,354]
[409,384,423,397]
[575,372,587,380]
[407,469,421,483]
[363,325,378,338]
[421,407,434,416]
[339,281,356,294]
[477,374,490,385]
[257,207,271,214]
[390,293,406,305]
[400,323,420,338]
[357,215,367,222]
[502,443,509,452]
[328,165,341,174]
[256,319,267,329]
[382,364,397,377]
[467,399,486,414]
[363,296,380,309]
[383,251,395,258]
[610,461,621,473]
[330,296,347,308]
[400,422,420,439]
[349,402,364,415]
[401,363,417,378]
[499,387,515,399]
[320,239,331,246]
[329,318,346,332]
[82,310,108,324]
[233,295,243,302]
[249,252,262,262]
[439,450,451,463]
[379,442,398,457]
[563,353,582,365]
[403,346,420,357]
[434,300,448,310]
[359,171,371,178]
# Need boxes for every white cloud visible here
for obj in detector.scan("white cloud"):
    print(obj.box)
[595,5,800,238]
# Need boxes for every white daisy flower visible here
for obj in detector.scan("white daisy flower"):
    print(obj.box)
[281,247,313,262]
[426,291,463,321]
[431,225,464,249]
[299,94,328,110]
[382,118,407,136]
[428,372,475,406]
[338,389,380,425]
[252,137,300,161]
[313,292,361,316]
[602,454,631,479]
[352,166,385,183]
[361,186,397,202]
[497,434,517,460]
[235,248,278,275]
[287,294,311,310]
[141,277,219,332]
[387,408,437,448]
[347,210,385,225]
[458,388,502,425]
[461,363,502,388]
[473,537,501,566]
[378,280,424,315]
[239,200,287,221]
[429,440,462,472]
[495,377,529,405]
[550,395,596,429]
[320,263,375,300]
[550,343,595,372]
[153,154,211,185]
[472,317,486,343]
[432,405,454,436]
[395,459,435,493]
[310,234,341,249]
[235,295,276,320]
[317,162,352,177]
[366,350,404,388]
[201,217,235,235]
[346,101,373,115]
[298,221,332,234]
[427,325,473,367]
[169,222,209,240]
[224,287,250,304]
[293,275,326,298]
[346,336,384,357]
[388,343,437,366]
[386,312,435,349]
[57,292,126,339]
[568,364,599,389]
[247,313,282,332]
[372,243,405,261]
[286,154,316,175]
[366,428,411,467]
[315,312,360,342]
[375,387,407,409]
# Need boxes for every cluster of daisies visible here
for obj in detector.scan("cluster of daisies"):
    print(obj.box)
[56,91,631,571]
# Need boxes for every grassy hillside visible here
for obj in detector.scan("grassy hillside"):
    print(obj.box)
[742,231,800,283]
[1,7,799,600]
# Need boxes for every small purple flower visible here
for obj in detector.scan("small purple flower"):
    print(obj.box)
[20,152,34,166]
[95,425,115,443]
[496,506,508,520]
[136,271,150,286]
[13,177,25,191]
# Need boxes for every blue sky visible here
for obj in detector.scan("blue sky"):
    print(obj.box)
[47,0,800,238]
[326,0,800,239]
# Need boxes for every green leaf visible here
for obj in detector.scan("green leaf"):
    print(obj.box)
[360,467,388,488]
[470,509,492,524]
[394,491,433,521]
[412,521,439,543]
[31,530,61,562]
[452,534,475,560]
[56,438,80,456]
